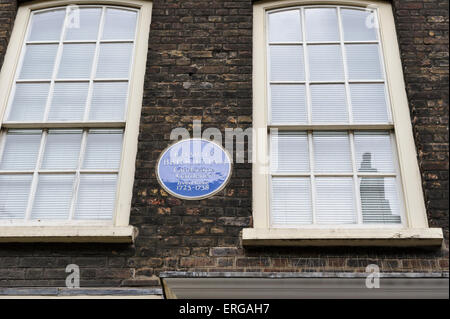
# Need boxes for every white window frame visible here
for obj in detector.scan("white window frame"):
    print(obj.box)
[245,0,443,246]
[0,0,153,242]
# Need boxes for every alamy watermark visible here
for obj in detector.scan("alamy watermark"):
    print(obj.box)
[365,264,381,289]
[65,264,80,288]
[169,120,277,174]
[65,5,81,29]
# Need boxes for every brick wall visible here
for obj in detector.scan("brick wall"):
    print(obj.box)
[0,0,16,66]
[0,0,448,288]
[392,0,449,239]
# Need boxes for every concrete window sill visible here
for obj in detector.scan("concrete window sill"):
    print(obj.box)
[242,228,444,247]
[0,226,136,243]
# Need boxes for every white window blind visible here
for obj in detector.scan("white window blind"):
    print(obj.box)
[0,5,138,223]
[267,6,403,227]
[271,177,312,226]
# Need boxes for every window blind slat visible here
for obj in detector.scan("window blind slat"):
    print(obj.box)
[65,8,102,41]
[41,130,83,170]
[8,83,49,122]
[28,9,65,41]
[346,44,383,80]
[271,177,312,226]
[341,9,378,41]
[315,177,356,224]
[360,177,401,224]
[268,10,302,43]
[311,84,348,123]
[305,8,339,41]
[31,174,75,220]
[308,45,344,81]
[270,45,305,82]
[355,131,395,173]
[313,131,352,173]
[82,130,123,169]
[89,82,128,121]
[271,131,309,173]
[351,83,389,123]
[96,43,133,79]
[74,174,117,220]
[19,44,58,80]
[270,84,307,124]
[0,174,32,219]
[58,44,96,79]
[102,8,137,40]
[48,82,89,121]
[0,130,41,170]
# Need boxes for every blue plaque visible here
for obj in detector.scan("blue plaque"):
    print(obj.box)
[156,139,232,200]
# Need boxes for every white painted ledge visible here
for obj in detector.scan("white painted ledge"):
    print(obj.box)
[0,226,136,243]
[242,228,444,247]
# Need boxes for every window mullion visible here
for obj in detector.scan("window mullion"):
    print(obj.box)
[68,129,88,221]
[24,129,47,221]
[349,131,363,225]
[42,7,70,122]
[337,6,353,125]
[301,8,317,225]
[300,7,311,125]
[389,132,406,225]
[307,131,316,225]
[83,6,107,122]
[0,130,6,164]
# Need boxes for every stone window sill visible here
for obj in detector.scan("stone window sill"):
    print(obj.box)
[0,226,136,243]
[242,228,444,247]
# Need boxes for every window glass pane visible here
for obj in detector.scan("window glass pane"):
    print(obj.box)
[28,9,65,41]
[89,82,128,121]
[271,131,309,173]
[58,44,96,79]
[315,177,356,224]
[313,131,352,173]
[341,9,378,41]
[102,8,137,40]
[355,132,395,173]
[351,83,389,123]
[360,177,401,224]
[346,44,383,80]
[270,45,304,82]
[0,175,32,219]
[268,10,302,43]
[74,174,117,220]
[270,84,307,124]
[8,83,49,122]
[271,177,312,226]
[305,8,339,41]
[311,84,348,123]
[83,130,123,169]
[41,130,82,170]
[0,130,41,170]
[48,82,89,121]
[96,43,133,78]
[19,44,58,79]
[65,8,101,40]
[308,45,344,81]
[31,174,75,220]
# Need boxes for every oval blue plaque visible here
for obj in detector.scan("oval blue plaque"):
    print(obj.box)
[156,139,232,200]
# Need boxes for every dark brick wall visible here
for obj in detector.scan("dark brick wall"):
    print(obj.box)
[392,0,449,239]
[0,0,448,288]
[0,0,16,66]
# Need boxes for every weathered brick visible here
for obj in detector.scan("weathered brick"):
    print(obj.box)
[0,0,447,289]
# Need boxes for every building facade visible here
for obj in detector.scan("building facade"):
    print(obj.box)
[0,0,448,298]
